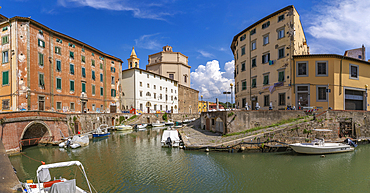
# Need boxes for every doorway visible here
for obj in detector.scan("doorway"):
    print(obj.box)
[81,101,86,113]
[296,85,310,109]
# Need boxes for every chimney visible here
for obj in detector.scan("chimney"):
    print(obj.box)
[362,44,366,61]
[216,98,219,111]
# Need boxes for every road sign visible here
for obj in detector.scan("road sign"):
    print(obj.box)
[326,89,331,93]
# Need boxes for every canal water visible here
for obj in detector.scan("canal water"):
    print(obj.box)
[10,128,370,192]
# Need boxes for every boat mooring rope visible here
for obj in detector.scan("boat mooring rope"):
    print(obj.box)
[21,153,45,165]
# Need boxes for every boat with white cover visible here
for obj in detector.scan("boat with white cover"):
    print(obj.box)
[161,129,181,147]
[290,139,356,154]
[115,124,133,131]
[23,161,93,193]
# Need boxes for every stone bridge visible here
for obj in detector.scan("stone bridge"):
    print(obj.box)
[0,111,69,154]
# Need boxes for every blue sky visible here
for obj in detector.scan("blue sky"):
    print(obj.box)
[1,0,369,101]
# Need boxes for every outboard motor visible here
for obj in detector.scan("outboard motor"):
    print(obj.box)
[344,138,358,147]
[165,137,172,147]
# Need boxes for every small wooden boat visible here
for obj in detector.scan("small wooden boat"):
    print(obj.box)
[93,124,110,138]
[23,161,93,193]
[290,139,356,154]
[116,124,133,131]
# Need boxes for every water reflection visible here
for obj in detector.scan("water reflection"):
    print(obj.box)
[10,129,370,192]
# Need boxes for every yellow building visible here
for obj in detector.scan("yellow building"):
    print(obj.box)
[231,5,309,110]
[293,54,370,110]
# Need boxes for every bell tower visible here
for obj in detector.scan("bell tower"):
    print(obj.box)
[127,47,140,69]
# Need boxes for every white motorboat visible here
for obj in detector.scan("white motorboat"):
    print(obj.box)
[136,124,147,129]
[289,139,355,154]
[152,121,165,127]
[116,124,133,131]
[23,161,93,193]
[165,121,174,126]
[183,119,191,124]
[161,129,181,147]
[58,135,88,149]
[92,124,110,138]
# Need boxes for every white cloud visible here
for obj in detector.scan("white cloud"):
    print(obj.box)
[134,33,161,50]
[307,0,370,53]
[197,50,214,58]
[191,60,234,101]
[57,0,173,20]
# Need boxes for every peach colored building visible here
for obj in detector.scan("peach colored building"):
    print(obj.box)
[0,14,122,113]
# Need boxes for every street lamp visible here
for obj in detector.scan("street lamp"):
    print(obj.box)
[230,83,233,110]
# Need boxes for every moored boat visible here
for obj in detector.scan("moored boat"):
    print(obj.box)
[93,124,110,138]
[161,129,181,147]
[152,121,165,127]
[289,139,356,154]
[136,124,147,129]
[165,121,174,126]
[116,124,133,131]
[22,161,93,193]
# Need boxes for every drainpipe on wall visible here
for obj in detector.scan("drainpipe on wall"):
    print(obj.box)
[8,19,12,110]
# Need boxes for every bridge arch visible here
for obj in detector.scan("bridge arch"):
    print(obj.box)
[20,121,52,140]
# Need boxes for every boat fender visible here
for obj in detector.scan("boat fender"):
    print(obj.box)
[320,155,325,158]
[205,148,209,152]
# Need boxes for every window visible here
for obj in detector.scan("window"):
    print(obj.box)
[297,62,308,76]
[160,86,162,90]
[70,103,75,111]
[111,76,114,84]
[69,51,74,59]
[349,64,359,79]
[92,104,95,111]
[38,96,45,111]
[263,34,269,45]
[56,60,61,72]
[92,85,95,95]
[169,74,174,79]
[278,14,285,22]
[2,51,9,63]
[241,62,246,71]
[241,46,246,56]
[38,53,44,66]
[250,28,256,35]
[171,96,173,100]
[184,75,187,83]
[140,91,143,97]
[262,21,270,29]
[2,35,9,45]
[316,61,328,76]
[278,47,285,59]
[111,89,116,97]
[38,39,45,48]
[68,43,75,48]
[251,40,256,50]
[2,27,7,31]
[278,28,285,39]
[56,102,62,110]
[55,46,61,54]
[240,34,246,41]
[2,99,9,110]
[171,89,173,93]
[100,73,103,82]
[100,63,103,69]
[100,87,103,96]
[56,38,62,43]
[56,77,62,90]
[264,95,270,106]
[2,71,9,86]
[70,80,75,92]
[111,67,116,72]
[252,78,256,88]
[92,71,95,80]
[262,53,270,64]
[278,71,285,82]
[82,67,86,78]
[236,82,239,93]
[154,85,156,89]
[82,48,85,52]
[92,59,95,67]
[242,80,247,90]
[154,93,156,99]
[160,94,162,99]
[140,82,142,87]
[263,74,269,85]
[279,93,286,106]
[82,82,86,93]
[317,86,327,101]
[39,73,45,88]
[146,92,151,96]
[92,53,95,56]
[81,55,85,63]
[147,83,150,88]
[165,94,168,101]
[70,64,74,74]
[236,65,239,75]
[251,57,257,68]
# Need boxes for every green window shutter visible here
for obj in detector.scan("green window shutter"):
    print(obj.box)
[2,27,7,31]
[82,48,85,52]
[39,53,44,66]
[100,63,103,69]
[2,71,9,85]
[56,78,61,89]
[70,64,74,74]
[82,82,86,92]
[92,85,95,95]
[100,87,103,96]
[81,55,85,63]
[263,75,269,85]
[252,79,256,88]
[82,67,86,77]
[92,71,95,80]
[56,60,61,71]
[100,74,103,82]
[278,71,285,82]
[92,53,94,56]
[70,51,74,59]
[39,74,44,87]
[70,81,74,91]
[92,59,95,66]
